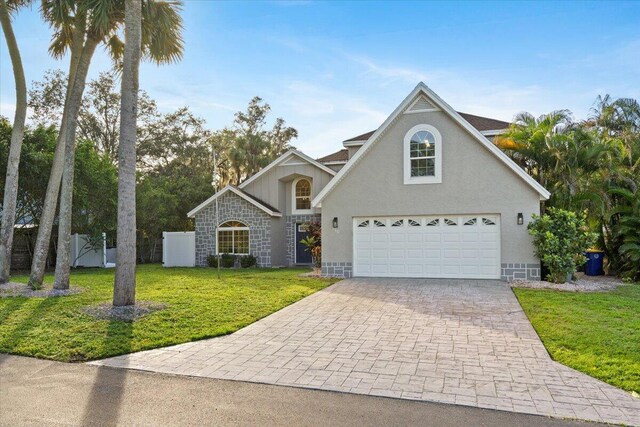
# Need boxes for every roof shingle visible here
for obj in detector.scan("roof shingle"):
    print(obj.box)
[343,112,510,143]
[316,149,349,163]
[234,187,281,214]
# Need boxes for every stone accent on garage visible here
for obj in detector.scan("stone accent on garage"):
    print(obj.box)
[286,214,321,266]
[321,261,352,278]
[194,192,272,267]
[501,263,540,281]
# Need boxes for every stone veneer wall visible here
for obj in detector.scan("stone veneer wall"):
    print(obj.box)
[194,192,272,267]
[501,263,540,281]
[286,214,321,266]
[320,262,537,280]
[321,262,353,278]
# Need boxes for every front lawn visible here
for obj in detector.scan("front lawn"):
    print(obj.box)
[0,265,337,362]
[514,285,640,394]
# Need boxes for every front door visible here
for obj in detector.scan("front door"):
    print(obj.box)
[295,223,312,264]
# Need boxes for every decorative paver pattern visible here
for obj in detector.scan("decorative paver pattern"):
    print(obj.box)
[91,279,640,425]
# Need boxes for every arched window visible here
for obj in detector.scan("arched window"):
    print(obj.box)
[403,124,442,184]
[293,178,312,213]
[217,220,249,254]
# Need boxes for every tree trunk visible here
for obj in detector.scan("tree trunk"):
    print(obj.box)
[113,0,142,307]
[27,31,96,290]
[0,1,27,284]
[54,36,100,290]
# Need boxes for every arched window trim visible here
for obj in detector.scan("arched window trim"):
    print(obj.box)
[403,124,442,185]
[216,219,250,255]
[292,177,313,214]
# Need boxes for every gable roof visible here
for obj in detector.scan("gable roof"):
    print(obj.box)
[343,130,377,143]
[313,82,550,206]
[238,149,336,190]
[458,112,510,133]
[343,112,510,144]
[188,185,282,218]
[317,149,349,163]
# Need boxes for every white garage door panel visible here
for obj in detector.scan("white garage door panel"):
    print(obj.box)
[353,215,501,279]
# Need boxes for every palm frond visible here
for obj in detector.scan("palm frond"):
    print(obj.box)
[48,26,74,58]
[141,0,184,64]
[83,0,123,37]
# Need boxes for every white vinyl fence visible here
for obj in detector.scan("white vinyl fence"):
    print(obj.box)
[70,233,106,267]
[162,231,195,267]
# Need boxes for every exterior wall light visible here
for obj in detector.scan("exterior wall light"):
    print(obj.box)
[332,217,338,228]
[517,213,524,225]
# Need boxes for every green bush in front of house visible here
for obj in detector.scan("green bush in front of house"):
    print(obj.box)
[220,253,236,268]
[528,208,597,283]
[208,254,256,268]
[240,254,257,268]
[206,254,218,268]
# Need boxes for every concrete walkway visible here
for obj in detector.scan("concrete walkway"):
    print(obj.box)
[1,354,597,426]
[91,278,640,426]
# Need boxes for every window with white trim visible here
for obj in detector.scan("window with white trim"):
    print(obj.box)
[217,220,249,254]
[292,178,312,214]
[403,124,442,184]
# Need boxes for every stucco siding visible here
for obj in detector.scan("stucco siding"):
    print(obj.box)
[241,162,333,214]
[347,145,362,159]
[270,217,286,266]
[321,106,541,272]
[325,163,345,172]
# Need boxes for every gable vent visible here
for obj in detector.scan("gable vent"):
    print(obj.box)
[408,96,436,112]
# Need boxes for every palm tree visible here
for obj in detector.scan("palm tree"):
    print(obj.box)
[498,110,573,188]
[28,0,183,290]
[113,0,142,307]
[54,0,183,290]
[0,0,28,284]
[497,110,574,211]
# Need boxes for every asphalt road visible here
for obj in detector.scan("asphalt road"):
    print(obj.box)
[0,354,601,427]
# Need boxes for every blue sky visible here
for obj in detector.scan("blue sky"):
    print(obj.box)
[1,1,639,157]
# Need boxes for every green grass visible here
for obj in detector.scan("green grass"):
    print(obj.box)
[514,284,640,394]
[0,265,337,362]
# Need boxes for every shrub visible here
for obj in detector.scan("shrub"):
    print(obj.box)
[300,234,322,269]
[240,254,257,268]
[528,208,597,283]
[206,254,218,268]
[609,187,640,281]
[220,253,236,268]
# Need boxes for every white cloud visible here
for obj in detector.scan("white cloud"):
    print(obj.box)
[344,54,430,85]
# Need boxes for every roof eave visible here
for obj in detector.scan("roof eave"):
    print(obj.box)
[239,149,336,190]
[188,186,282,218]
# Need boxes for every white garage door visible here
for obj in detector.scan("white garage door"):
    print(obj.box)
[353,215,500,279]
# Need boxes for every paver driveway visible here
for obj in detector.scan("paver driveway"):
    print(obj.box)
[92,278,640,425]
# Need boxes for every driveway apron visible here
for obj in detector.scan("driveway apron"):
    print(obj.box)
[91,278,640,425]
